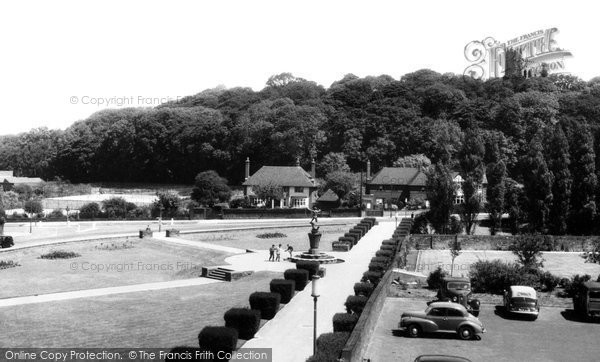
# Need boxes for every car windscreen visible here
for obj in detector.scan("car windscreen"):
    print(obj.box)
[589,291,600,299]
[447,282,470,290]
[510,297,537,305]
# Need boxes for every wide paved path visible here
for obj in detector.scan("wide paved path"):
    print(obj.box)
[243,221,396,362]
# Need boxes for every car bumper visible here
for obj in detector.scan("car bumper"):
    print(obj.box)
[508,309,539,316]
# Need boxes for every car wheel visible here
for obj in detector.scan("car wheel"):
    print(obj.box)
[407,324,421,338]
[458,326,474,340]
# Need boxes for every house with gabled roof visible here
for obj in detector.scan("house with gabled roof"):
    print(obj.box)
[364,164,487,209]
[0,170,44,192]
[242,158,319,208]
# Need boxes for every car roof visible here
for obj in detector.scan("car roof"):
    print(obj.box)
[428,301,468,311]
[442,277,470,283]
[509,285,537,297]
[583,281,600,290]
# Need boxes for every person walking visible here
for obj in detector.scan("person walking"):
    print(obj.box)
[276,244,282,262]
[269,244,275,262]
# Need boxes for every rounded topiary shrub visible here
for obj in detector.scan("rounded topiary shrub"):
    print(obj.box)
[354,282,375,297]
[270,279,295,303]
[332,313,359,333]
[362,270,383,285]
[296,261,320,279]
[343,233,358,243]
[375,249,393,258]
[382,239,397,246]
[371,256,390,266]
[349,228,364,237]
[427,266,448,290]
[368,261,387,274]
[249,292,281,320]
[223,308,261,340]
[197,326,238,355]
[380,244,395,252]
[313,332,350,362]
[284,269,309,291]
[338,236,354,244]
[345,295,368,314]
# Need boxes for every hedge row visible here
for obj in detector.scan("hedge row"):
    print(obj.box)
[332,217,378,251]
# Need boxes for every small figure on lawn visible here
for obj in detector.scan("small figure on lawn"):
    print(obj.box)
[307,206,321,232]
[286,244,294,259]
[268,244,275,262]
[276,244,282,262]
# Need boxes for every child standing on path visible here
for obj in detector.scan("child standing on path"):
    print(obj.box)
[276,244,282,262]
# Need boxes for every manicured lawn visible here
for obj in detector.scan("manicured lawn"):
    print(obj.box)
[0,237,232,298]
[0,271,280,348]
[180,223,355,252]
[417,250,600,279]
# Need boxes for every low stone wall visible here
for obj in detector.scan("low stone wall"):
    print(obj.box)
[220,208,361,219]
[340,234,410,362]
[410,234,599,252]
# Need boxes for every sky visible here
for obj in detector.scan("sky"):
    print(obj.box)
[0,0,598,136]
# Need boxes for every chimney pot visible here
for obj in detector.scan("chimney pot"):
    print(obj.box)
[245,157,250,180]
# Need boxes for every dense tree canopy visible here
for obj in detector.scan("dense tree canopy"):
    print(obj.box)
[1,69,599,233]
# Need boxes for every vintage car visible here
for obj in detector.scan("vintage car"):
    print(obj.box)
[573,281,600,321]
[0,235,14,249]
[399,301,486,340]
[435,277,480,316]
[503,285,540,319]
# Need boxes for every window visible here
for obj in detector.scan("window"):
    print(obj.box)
[291,198,307,208]
[294,187,304,193]
[428,308,445,317]
[455,195,464,204]
[446,308,464,317]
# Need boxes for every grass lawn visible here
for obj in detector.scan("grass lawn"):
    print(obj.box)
[0,238,232,298]
[0,271,280,348]
[417,250,600,279]
[179,223,355,252]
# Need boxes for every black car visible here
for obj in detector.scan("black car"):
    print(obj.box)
[0,235,14,248]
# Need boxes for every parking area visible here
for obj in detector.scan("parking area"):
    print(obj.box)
[364,297,600,362]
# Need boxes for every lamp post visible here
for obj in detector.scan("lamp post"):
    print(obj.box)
[158,204,164,232]
[311,275,321,356]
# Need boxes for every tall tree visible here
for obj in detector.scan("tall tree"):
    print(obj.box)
[458,128,485,234]
[191,171,231,207]
[426,162,456,234]
[523,131,554,232]
[568,122,598,234]
[545,124,571,235]
[486,141,507,235]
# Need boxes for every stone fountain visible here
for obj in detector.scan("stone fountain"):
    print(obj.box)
[290,207,343,264]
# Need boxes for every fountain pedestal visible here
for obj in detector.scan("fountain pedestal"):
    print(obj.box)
[290,229,342,264]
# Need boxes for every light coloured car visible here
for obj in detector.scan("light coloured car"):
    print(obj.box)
[503,285,539,320]
[399,302,486,340]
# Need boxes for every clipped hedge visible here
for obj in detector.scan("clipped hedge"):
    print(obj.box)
[362,270,383,285]
[307,332,350,362]
[284,269,309,291]
[249,292,281,320]
[380,244,395,251]
[370,256,390,265]
[338,236,354,244]
[382,239,397,246]
[343,233,358,244]
[368,261,387,274]
[270,279,295,304]
[345,295,368,314]
[332,313,359,333]
[375,249,394,258]
[197,326,238,355]
[296,261,320,279]
[223,308,261,340]
[349,228,364,237]
[353,282,375,297]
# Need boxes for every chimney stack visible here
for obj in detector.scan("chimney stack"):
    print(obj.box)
[366,159,371,181]
[296,157,300,167]
[245,157,250,180]
[310,158,316,178]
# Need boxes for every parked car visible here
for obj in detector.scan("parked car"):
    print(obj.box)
[435,277,480,316]
[503,285,540,319]
[0,235,14,248]
[399,302,486,340]
[573,281,600,321]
